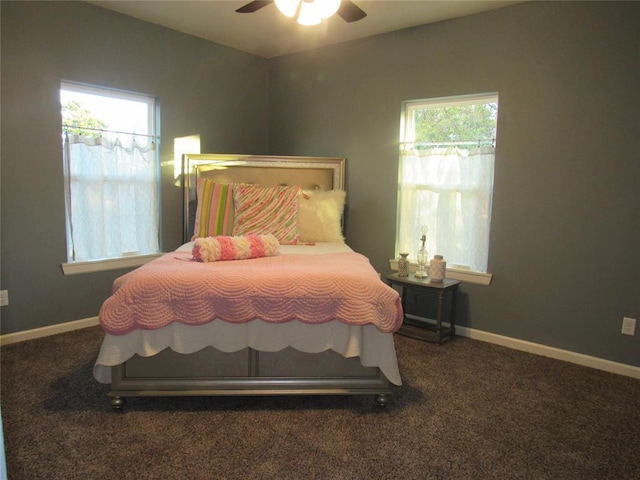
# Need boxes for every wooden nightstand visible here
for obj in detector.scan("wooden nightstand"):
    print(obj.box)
[385,273,460,344]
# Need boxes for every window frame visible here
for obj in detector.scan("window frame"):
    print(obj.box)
[60,81,162,275]
[395,93,498,286]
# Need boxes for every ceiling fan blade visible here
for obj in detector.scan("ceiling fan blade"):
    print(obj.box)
[235,1,273,14]
[337,1,367,23]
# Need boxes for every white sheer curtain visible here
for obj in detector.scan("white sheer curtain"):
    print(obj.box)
[397,145,495,273]
[63,134,159,262]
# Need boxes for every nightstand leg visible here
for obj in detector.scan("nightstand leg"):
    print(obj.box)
[436,290,444,344]
[450,286,458,337]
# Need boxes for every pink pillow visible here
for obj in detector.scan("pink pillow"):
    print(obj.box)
[232,184,301,245]
[192,234,280,262]
[192,178,234,240]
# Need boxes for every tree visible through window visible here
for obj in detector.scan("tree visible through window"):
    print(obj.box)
[396,93,498,273]
[61,82,160,263]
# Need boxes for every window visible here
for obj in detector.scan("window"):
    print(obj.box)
[60,82,160,272]
[396,93,498,280]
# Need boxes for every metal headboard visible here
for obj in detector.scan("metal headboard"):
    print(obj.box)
[182,154,346,243]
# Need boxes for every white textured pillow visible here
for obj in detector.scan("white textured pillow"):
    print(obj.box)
[297,190,346,243]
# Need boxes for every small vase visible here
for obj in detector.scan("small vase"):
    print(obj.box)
[429,255,446,282]
[398,253,410,277]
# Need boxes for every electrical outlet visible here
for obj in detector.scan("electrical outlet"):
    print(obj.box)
[0,290,8,307]
[621,317,636,336]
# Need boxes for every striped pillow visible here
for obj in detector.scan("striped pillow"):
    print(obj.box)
[191,178,234,240]
[232,184,301,245]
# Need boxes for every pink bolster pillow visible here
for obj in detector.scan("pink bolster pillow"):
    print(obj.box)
[192,234,280,262]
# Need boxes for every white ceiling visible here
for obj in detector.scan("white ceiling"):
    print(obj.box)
[87,0,521,58]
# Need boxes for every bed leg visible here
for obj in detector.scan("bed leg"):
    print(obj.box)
[110,396,126,412]
[376,393,391,408]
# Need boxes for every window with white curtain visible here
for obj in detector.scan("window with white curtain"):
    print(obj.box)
[60,82,160,269]
[396,93,498,276]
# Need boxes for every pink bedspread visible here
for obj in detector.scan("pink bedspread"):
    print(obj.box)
[99,251,403,335]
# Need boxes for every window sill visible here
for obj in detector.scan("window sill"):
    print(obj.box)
[388,259,492,286]
[61,253,164,275]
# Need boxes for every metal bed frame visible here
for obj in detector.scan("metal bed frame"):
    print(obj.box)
[106,154,394,410]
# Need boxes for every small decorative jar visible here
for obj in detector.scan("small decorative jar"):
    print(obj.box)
[398,253,410,277]
[429,255,446,282]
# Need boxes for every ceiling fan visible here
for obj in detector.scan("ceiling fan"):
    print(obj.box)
[236,1,367,23]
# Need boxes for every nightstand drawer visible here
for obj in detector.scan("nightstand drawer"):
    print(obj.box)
[404,287,439,319]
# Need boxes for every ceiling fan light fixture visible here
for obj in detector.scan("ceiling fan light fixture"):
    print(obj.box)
[297,2,322,26]
[275,0,341,25]
[274,0,299,18]
[314,0,341,19]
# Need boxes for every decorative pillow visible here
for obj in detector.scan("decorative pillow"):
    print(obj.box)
[232,184,301,245]
[191,178,234,240]
[192,234,280,262]
[297,190,346,243]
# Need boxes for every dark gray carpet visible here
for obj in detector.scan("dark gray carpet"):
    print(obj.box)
[1,326,639,480]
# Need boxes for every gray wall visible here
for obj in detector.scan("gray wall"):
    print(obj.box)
[268,1,640,366]
[1,1,638,369]
[0,1,269,334]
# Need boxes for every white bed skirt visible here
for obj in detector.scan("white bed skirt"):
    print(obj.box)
[93,319,402,386]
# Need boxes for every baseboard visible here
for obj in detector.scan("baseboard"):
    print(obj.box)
[2,317,638,380]
[457,326,640,380]
[0,317,100,346]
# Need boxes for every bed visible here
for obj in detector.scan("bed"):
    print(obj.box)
[93,154,403,410]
